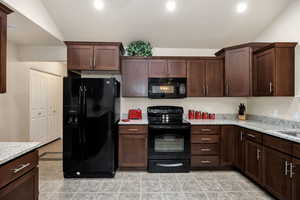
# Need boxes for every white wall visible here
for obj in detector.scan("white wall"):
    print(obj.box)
[247,0,300,121]
[0,42,67,142]
[2,0,63,41]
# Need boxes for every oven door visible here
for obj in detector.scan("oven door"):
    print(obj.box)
[148,124,191,160]
[148,78,186,99]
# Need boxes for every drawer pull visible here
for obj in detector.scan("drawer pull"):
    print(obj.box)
[201,138,211,141]
[157,163,184,168]
[247,134,256,138]
[201,148,211,152]
[11,163,31,174]
[128,129,139,131]
[201,161,211,164]
[201,129,212,132]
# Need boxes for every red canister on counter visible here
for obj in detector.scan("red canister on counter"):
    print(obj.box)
[188,110,195,120]
[195,111,201,119]
[202,112,208,119]
[209,113,216,120]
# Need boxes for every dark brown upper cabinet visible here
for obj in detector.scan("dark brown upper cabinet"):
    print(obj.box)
[0,3,13,93]
[187,58,224,97]
[149,59,187,78]
[65,42,124,71]
[253,43,297,96]
[215,43,270,97]
[122,58,148,97]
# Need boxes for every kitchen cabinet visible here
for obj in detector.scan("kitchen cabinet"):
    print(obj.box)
[119,125,148,169]
[292,158,300,200]
[65,42,124,71]
[245,140,263,184]
[191,125,220,168]
[122,58,148,97]
[187,58,224,97]
[220,126,237,166]
[253,43,297,96]
[148,59,187,78]
[0,4,13,93]
[0,151,39,200]
[234,127,245,171]
[263,146,292,200]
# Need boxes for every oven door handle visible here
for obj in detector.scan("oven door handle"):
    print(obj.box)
[156,163,184,168]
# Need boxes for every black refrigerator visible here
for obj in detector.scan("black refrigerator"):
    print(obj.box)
[63,77,120,178]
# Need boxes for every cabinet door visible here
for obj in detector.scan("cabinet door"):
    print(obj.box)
[0,10,7,93]
[67,45,94,70]
[235,128,245,171]
[245,140,262,184]
[220,126,236,166]
[94,46,120,71]
[187,60,206,97]
[254,49,275,96]
[225,47,251,97]
[206,60,224,97]
[167,60,187,77]
[0,168,39,200]
[292,158,300,200]
[263,146,292,200]
[148,59,168,77]
[119,134,147,169]
[122,59,148,97]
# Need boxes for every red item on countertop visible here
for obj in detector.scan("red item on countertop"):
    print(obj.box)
[209,114,216,120]
[128,109,142,120]
[188,110,195,120]
[202,112,208,119]
[195,111,201,119]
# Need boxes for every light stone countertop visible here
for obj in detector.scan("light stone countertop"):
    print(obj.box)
[0,142,41,165]
[119,119,300,144]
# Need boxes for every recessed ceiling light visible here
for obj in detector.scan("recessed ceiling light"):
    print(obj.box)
[94,0,104,10]
[166,0,176,12]
[236,2,248,13]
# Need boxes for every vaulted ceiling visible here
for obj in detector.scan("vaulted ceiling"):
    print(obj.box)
[8,0,295,48]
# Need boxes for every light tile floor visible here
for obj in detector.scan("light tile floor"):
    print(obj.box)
[39,160,275,200]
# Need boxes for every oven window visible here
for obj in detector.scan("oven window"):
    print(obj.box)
[152,85,175,94]
[154,134,184,152]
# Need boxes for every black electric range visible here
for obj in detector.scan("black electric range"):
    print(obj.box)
[147,106,191,173]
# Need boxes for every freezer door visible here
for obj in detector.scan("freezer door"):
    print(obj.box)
[80,111,115,175]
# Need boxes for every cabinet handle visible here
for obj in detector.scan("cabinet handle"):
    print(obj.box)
[201,138,211,141]
[90,58,93,67]
[201,148,211,152]
[157,163,183,167]
[269,82,273,94]
[93,56,96,67]
[226,83,229,96]
[206,85,208,96]
[240,131,243,141]
[201,129,212,132]
[201,161,211,164]
[11,163,31,174]
[247,134,256,139]
[290,163,295,179]
[203,86,206,96]
[256,149,261,161]
[285,161,290,176]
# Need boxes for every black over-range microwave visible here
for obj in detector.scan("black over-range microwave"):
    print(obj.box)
[148,78,187,99]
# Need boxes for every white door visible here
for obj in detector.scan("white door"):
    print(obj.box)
[30,70,62,143]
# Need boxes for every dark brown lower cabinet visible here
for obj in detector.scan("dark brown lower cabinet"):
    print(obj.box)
[0,166,38,200]
[220,126,237,166]
[245,140,262,184]
[119,134,148,169]
[234,128,245,171]
[263,146,292,200]
[292,158,300,200]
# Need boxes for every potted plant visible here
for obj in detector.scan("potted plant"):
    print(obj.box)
[238,103,246,120]
[126,40,152,57]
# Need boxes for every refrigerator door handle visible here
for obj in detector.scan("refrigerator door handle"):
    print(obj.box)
[79,86,83,105]
[83,86,87,106]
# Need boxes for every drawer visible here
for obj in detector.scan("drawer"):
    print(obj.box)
[0,150,38,189]
[119,125,148,134]
[191,144,219,155]
[245,129,262,143]
[191,156,219,167]
[192,135,220,144]
[263,135,292,154]
[293,143,300,158]
[191,126,220,135]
